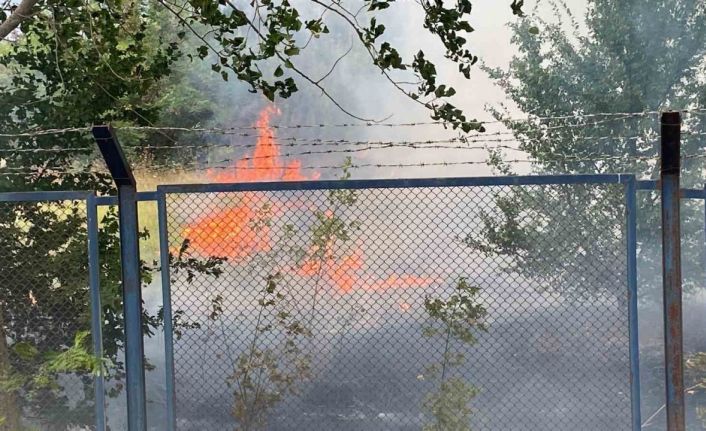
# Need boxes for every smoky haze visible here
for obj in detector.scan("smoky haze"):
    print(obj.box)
[111,181,652,430]
[101,1,706,430]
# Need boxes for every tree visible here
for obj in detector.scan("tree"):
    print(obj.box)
[0,0,38,40]
[0,0,525,427]
[0,0,528,131]
[470,0,706,426]
[421,277,486,431]
[193,167,361,429]
[470,0,706,300]
[0,1,222,428]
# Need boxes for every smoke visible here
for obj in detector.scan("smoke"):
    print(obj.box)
[154,0,560,181]
[113,1,706,431]
[112,179,651,431]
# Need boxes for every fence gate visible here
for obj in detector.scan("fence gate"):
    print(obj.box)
[0,191,105,431]
[157,174,640,431]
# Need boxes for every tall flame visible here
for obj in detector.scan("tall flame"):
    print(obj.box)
[185,107,315,260]
[207,106,318,183]
[183,107,434,299]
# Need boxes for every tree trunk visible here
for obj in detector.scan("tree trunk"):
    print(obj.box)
[0,308,21,431]
[0,0,39,41]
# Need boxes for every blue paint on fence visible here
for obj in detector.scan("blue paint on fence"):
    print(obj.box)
[3,170,706,430]
[158,191,177,431]
[158,173,631,195]
[626,177,641,431]
[94,191,159,206]
[87,195,107,431]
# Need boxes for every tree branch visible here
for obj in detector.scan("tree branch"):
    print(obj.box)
[223,0,382,122]
[307,0,429,109]
[315,44,352,84]
[157,0,224,58]
[0,0,38,41]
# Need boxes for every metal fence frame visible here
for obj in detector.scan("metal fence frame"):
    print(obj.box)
[0,189,158,430]
[635,180,706,430]
[5,173,706,430]
[157,173,642,431]
[0,190,106,431]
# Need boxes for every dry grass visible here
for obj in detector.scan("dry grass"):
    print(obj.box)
[134,168,207,192]
[133,169,208,260]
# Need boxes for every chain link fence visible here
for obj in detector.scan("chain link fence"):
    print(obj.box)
[0,197,100,431]
[163,181,632,431]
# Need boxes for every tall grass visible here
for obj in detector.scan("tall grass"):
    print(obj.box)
[136,169,206,261]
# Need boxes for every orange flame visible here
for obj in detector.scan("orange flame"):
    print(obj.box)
[295,243,435,295]
[184,107,317,259]
[184,107,435,297]
[182,206,271,259]
[208,106,318,183]
[295,247,365,294]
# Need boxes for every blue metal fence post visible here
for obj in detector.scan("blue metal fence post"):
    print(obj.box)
[660,111,685,431]
[87,194,106,431]
[92,125,147,431]
[625,176,641,430]
[157,190,177,430]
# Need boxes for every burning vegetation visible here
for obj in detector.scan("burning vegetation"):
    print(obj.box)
[207,106,317,183]
[181,107,435,296]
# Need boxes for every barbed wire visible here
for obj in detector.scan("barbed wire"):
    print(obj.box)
[108,108,706,131]
[135,141,660,165]
[119,111,653,132]
[10,152,706,177]
[4,135,702,175]
[0,129,673,155]
[5,140,705,176]
[3,108,700,140]
[0,127,91,138]
[1,109,705,176]
[0,144,515,171]
[0,137,473,153]
[0,152,667,176]
[0,133,661,170]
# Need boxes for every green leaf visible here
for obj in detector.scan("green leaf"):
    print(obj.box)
[13,342,39,360]
[368,0,393,11]
[116,40,131,51]
[457,21,474,32]
[511,0,525,17]
[528,26,539,35]
[196,45,209,59]
[274,65,284,77]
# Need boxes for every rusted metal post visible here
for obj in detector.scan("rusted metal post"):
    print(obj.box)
[660,111,685,431]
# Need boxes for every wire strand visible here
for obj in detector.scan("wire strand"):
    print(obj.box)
[0,129,673,154]
[4,107,701,139]
[1,153,664,176]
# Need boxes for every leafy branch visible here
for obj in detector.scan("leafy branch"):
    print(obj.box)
[421,277,486,431]
[151,0,525,129]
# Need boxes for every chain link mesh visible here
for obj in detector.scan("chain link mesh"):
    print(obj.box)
[0,199,98,431]
[163,182,631,431]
